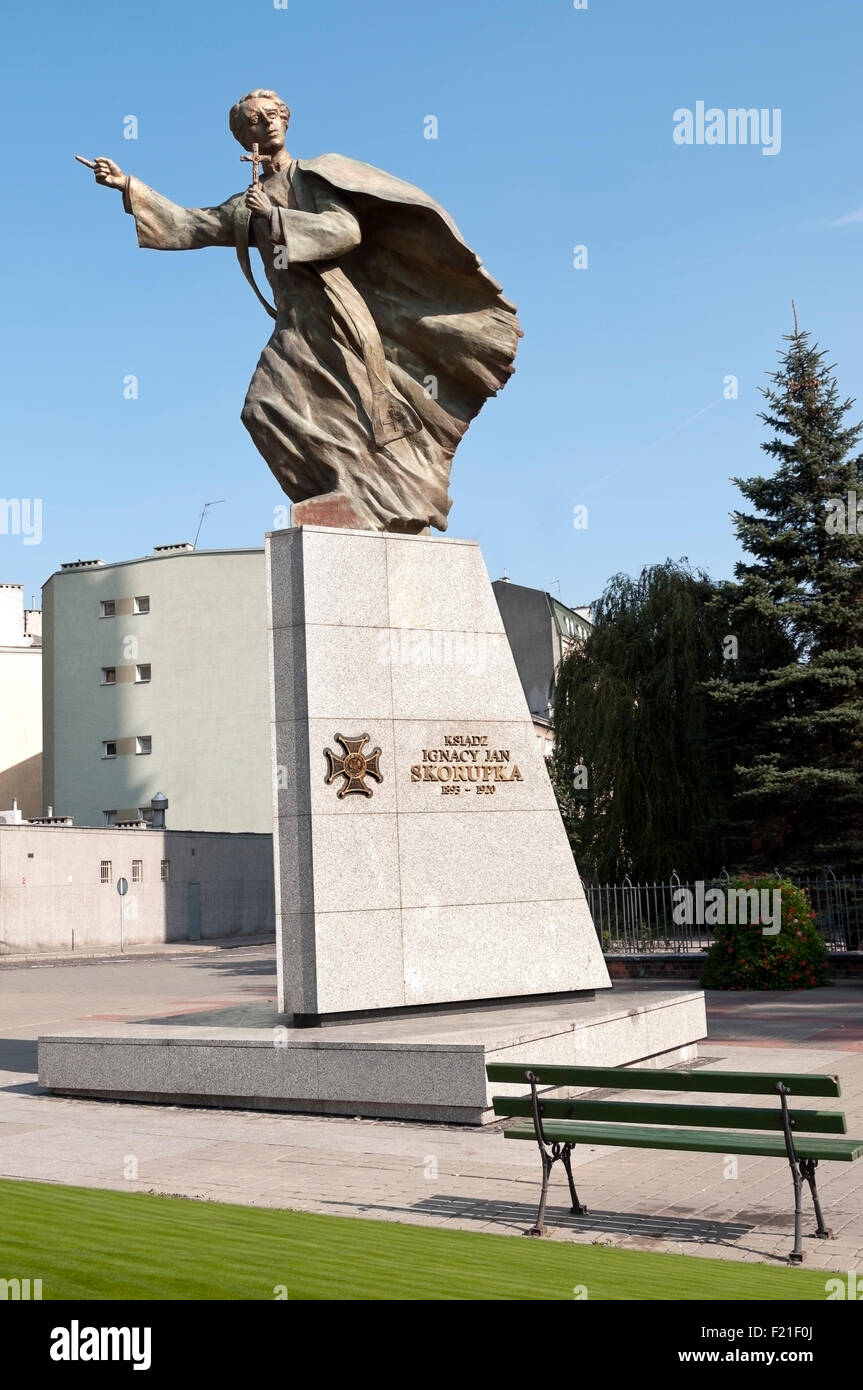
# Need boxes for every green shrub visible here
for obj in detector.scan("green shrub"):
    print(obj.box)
[701,876,829,990]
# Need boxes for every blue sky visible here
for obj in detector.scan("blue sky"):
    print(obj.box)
[2,0,863,610]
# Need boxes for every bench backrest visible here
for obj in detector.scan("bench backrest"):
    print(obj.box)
[485,1063,841,1098]
[490,1096,847,1133]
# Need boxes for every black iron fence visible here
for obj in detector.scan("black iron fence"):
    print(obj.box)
[583,874,863,954]
[798,876,863,952]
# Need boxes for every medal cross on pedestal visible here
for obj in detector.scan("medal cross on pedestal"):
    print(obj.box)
[324,734,384,798]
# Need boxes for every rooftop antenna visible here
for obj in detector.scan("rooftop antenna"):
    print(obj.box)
[193,500,225,550]
[552,579,561,598]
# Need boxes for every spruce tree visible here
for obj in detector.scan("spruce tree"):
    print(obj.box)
[716,317,863,870]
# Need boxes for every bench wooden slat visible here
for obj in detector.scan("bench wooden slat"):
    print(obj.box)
[491,1096,847,1133]
[486,1063,841,1097]
[502,1120,863,1161]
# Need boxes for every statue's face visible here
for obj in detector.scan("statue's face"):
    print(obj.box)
[238,98,287,154]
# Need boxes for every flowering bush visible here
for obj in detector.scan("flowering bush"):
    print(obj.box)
[701,876,829,990]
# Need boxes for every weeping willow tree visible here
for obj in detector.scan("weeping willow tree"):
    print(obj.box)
[550,560,738,881]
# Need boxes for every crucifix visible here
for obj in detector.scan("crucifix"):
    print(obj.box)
[240,142,272,186]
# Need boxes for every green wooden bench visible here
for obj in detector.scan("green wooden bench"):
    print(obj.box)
[487,1063,863,1263]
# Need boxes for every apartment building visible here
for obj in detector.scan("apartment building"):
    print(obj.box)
[42,545,271,831]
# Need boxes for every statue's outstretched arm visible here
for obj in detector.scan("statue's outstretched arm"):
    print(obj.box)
[123,176,238,251]
[85,157,237,251]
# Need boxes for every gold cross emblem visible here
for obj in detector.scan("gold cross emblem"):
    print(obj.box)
[324,733,384,798]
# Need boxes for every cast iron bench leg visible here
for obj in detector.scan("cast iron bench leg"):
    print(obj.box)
[561,1144,588,1216]
[800,1158,834,1240]
[525,1069,558,1237]
[788,1157,805,1264]
[528,1149,554,1237]
[776,1081,806,1264]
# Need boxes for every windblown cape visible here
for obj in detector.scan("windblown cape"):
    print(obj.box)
[124,152,522,531]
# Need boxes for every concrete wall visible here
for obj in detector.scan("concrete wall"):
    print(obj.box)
[43,549,271,832]
[0,824,274,954]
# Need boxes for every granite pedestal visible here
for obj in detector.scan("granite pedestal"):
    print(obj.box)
[38,526,707,1120]
[267,526,611,1021]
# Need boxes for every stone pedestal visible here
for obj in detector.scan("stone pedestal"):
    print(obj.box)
[37,527,708,1125]
[266,526,611,1021]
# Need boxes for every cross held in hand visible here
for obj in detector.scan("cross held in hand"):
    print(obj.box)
[241,143,272,187]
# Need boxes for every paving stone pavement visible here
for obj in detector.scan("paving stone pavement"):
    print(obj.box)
[0,947,861,1272]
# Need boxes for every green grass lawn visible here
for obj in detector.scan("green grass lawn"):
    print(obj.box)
[0,1178,833,1301]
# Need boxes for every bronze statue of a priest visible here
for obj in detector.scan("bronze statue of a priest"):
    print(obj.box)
[87,89,521,534]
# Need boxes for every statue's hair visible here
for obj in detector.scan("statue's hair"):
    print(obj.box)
[229,89,291,145]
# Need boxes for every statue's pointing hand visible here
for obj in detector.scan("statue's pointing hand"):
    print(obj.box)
[245,185,274,218]
[93,158,126,190]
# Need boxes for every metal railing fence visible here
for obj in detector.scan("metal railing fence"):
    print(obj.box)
[582,873,863,953]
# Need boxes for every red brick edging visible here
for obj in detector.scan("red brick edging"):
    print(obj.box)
[605,953,863,981]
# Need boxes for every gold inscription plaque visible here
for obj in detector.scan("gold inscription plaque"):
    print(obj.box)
[409,733,523,795]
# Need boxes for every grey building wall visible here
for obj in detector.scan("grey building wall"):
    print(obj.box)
[492,581,558,717]
[42,548,271,832]
[493,581,592,722]
[492,579,593,755]
[0,824,274,954]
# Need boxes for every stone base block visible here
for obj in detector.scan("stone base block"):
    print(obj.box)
[39,987,707,1125]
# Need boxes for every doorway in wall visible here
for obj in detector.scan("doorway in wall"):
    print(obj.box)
[187,882,201,941]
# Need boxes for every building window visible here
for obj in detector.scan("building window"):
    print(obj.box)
[135,664,151,683]
[99,600,116,618]
[101,667,117,685]
[134,596,150,614]
[132,859,143,883]
[160,860,170,882]
[102,740,117,759]
[100,860,112,884]
[136,735,152,755]
[103,810,117,826]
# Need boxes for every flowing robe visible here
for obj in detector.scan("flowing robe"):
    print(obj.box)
[123,154,521,532]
